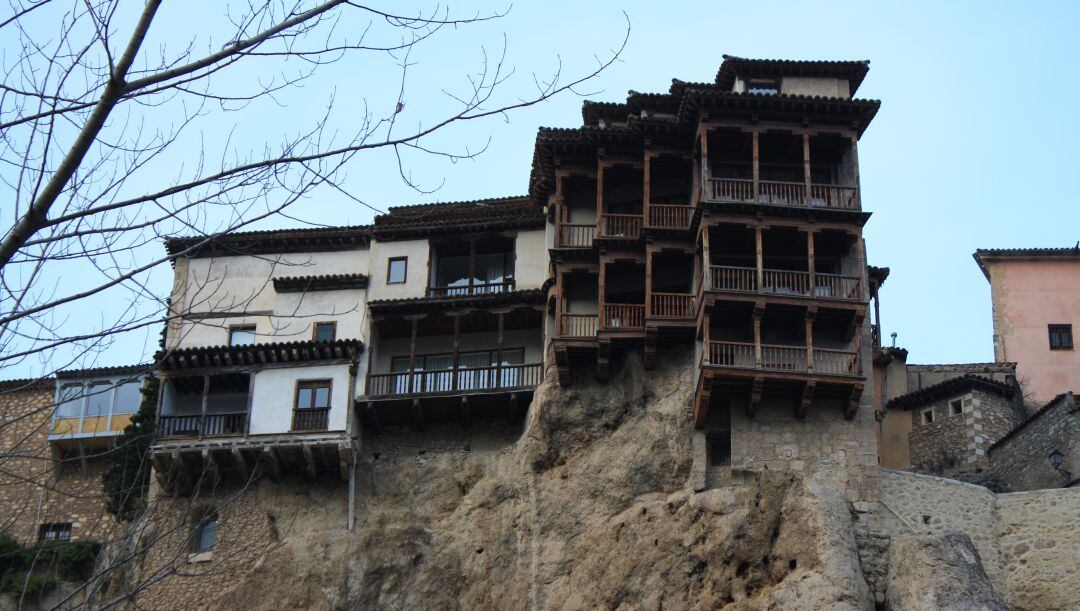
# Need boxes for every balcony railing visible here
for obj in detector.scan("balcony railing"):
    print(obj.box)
[704,341,858,376]
[366,363,543,398]
[648,204,693,229]
[427,280,514,298]
[291,407,330,431]
[557,224,595,248]
[602,303,645,329]
[708,178,859,210]
[650,292,696,319]
[158,412,247,438]
[599,214,642,239]
[559,313,599,338]
[707,266,861,301]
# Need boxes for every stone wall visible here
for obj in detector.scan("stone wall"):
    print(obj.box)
[908,388,1014,478]
[0,382,118,546]
[879,468,1080,609]
[364,419,522,460]
[989,392,1079,492]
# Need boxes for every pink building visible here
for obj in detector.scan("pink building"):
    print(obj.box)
[974,247,1080,405]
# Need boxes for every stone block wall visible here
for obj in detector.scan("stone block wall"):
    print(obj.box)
[989,393,1079,491]
[879,468,1080,609]
[364,420,522,460]
[908,388,1014,478]
[0,383,118,546]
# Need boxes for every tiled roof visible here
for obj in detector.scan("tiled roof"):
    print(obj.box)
[56,363,154,379]
[373,196,543,238]
[715,55,871,94]
[156,339,363,371]
[907,362,1016,371]
[886,374,1015,411]
[166,225,372,258]
[973,245,1080,279]
[367,288,547,314]
[989,391,1077,451]
[273,273,368,293]
[0,377,54,392]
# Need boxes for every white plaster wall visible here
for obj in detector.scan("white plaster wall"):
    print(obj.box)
[514,230,548,289]
[370,328,543,375]
[366,239,429,301]
[270,288,367,342]
[781,77,850,98]
[249,364,352,434]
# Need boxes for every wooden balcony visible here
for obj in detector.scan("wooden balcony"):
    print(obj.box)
[707,266,862,302]
[158,412,247,438]
[558,313,599,338]
[556,224,595,248]
[602,303,645,330]
[427,280,514,299]
[650,292,696,319]
[365,363,543,399]
[647,204,693,230]
[598,214,643,239]
[704,341,859,377]
[708,178,859,211]
[291,407,330,432]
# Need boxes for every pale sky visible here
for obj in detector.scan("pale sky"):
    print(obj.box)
[4,0,1079,377]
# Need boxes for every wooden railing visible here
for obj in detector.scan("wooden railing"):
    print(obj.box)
[814,348,859,375]
[158,413,246,438]
[365,363,543,397]
[762,269,811,297]
[648,205,693,229]
[427,281,514,298]
[813,273,861,300]
[710,178,755,202]
[602,303,645,329]
[708,266,757,292]
[291,407,330,432]
[704,341,858,376]
[599,214,642,239]
[559,313,599,338]
[557,224,595,248]
[706,341,755,368]
[708,178,859,210]
[708,266,861,301]
[809,184,859,210]
[650,293,695,319]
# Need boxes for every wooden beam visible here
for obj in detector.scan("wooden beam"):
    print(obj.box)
[302,445,317,480]
[805,306,817,372]
[407,316,419,394]
[339,443,351,482]
[751,129,760,200]
[693,372,713,429]
[199,374,210,440]
[754,226,764,291]
[411,398,425,431]
[643,149,652,227]
[797,381,815,420]
[595,160,604,238]
[596,338,611,383]
[364,401,382,435]
[803,133,812,201]
[753,302,764,369]
[460,396,471,430]
[846,383,864,419]
[747,376,764,419]
[643,325,658,370]
[806,229,816,293]
[232,448,250,480]
[263,446,281,481]
[554,345,571,387]
[509,393,520,422]
[201,449,219,484]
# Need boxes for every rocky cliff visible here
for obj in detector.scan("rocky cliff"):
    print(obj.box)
[138,349,1007,610]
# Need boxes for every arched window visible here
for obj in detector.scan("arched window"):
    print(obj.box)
[193,514,218,553]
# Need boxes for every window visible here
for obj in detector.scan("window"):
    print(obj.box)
[1049,324,1073,350]
[229,325,256,346]
[949,399,963,417]
[708,432,731,467]
[39,523,72,542]
[920,408,935,425]
[387,257,407,284]
[745,78,780,95]
[84,381,113,417]
[313,322,336,343]
[193,516,218,553]
[56,383,83,419]
[113,381,142,414]
[296,380,332,410]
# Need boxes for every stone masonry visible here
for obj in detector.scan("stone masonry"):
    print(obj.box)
[908,387,1015,478]
[989,391,1079,491]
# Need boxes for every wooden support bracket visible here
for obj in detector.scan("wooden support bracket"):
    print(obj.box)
[412,398,425,431]
[644,325,659,370]
[460,396,471,430]
[747,376,764,419]
[263,447,281,481]
[693,372,713,429]
[554,346,571,387]
[231,448,249,480]
[302,445,317,480]
[364,401,382,435]
[797,381,816,420]
[846,383,864,420]
[596,338,612,383]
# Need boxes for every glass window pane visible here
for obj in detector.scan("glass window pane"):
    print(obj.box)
[85,382,112,417]
[56,384,83,418]
[387,258,407,284]
[230,327,256,346]
[314,323,335,342]
[198,520,217,552]
[436,255,469,290]
[297,387,313,409]
[314,386,330,408]
[113,382,142,414]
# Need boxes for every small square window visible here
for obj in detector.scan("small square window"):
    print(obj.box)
[313,322,336,343]
[920,408,934,425]
[387,257,407,285]
[1049,324,1073,350]
[949,399,963,417]
[39,523,72,542]
[193,516,218,553]
[229,325,256,346]
[707,432,731,467]
[745,78,780,95]
[296,380,332,409]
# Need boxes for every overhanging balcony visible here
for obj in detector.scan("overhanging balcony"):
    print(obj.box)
[708,178,859,210]
[598,213,643,239]
[647,204,693,230]
[650,292,696,320]
[558,313,599,338]
[705,341,859,377]
[707,265,861,302]
[556,223,595,248]
[365,363,543,399]
[158,412,247,438]
[601,303,644,330]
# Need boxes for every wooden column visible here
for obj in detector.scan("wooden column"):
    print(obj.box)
[467,238,477,294]
[555,271,565,336]
[451,315,461,391]
[702,314,711,365]
[496,311,505,388]
[645,247,654,318]
[598,262,606,330]
[805,307,817,372]
[700,130,709,199]
[802,133,812,201]
[807,229,816,294]
[753,307,763,369]
[407,317,419,394]
[755,226,764,291]
[199,374,210,439]
[751,130,760,201]
[596,160,604,238]
[643,151,652,227]
[850,136,861,208]
[244,374,253,437]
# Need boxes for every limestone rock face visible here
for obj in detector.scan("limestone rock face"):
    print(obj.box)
[201,349,882,610]
[885,530,1007,611]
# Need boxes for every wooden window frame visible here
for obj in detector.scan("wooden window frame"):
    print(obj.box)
[387,257,408,285]
[949,399,963,417]
[228,324,257,346]
[1049,324,1073,350]
[294,379,333,410]
[389,347,527,371]
[39,522,72,542]
[312,321,337,343]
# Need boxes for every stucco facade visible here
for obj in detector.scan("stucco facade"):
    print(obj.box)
[975,249,1080,404]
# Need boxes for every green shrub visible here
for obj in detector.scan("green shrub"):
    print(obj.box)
[102,376,158,520]
[0,533,20,573]
[55,541,99,579]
